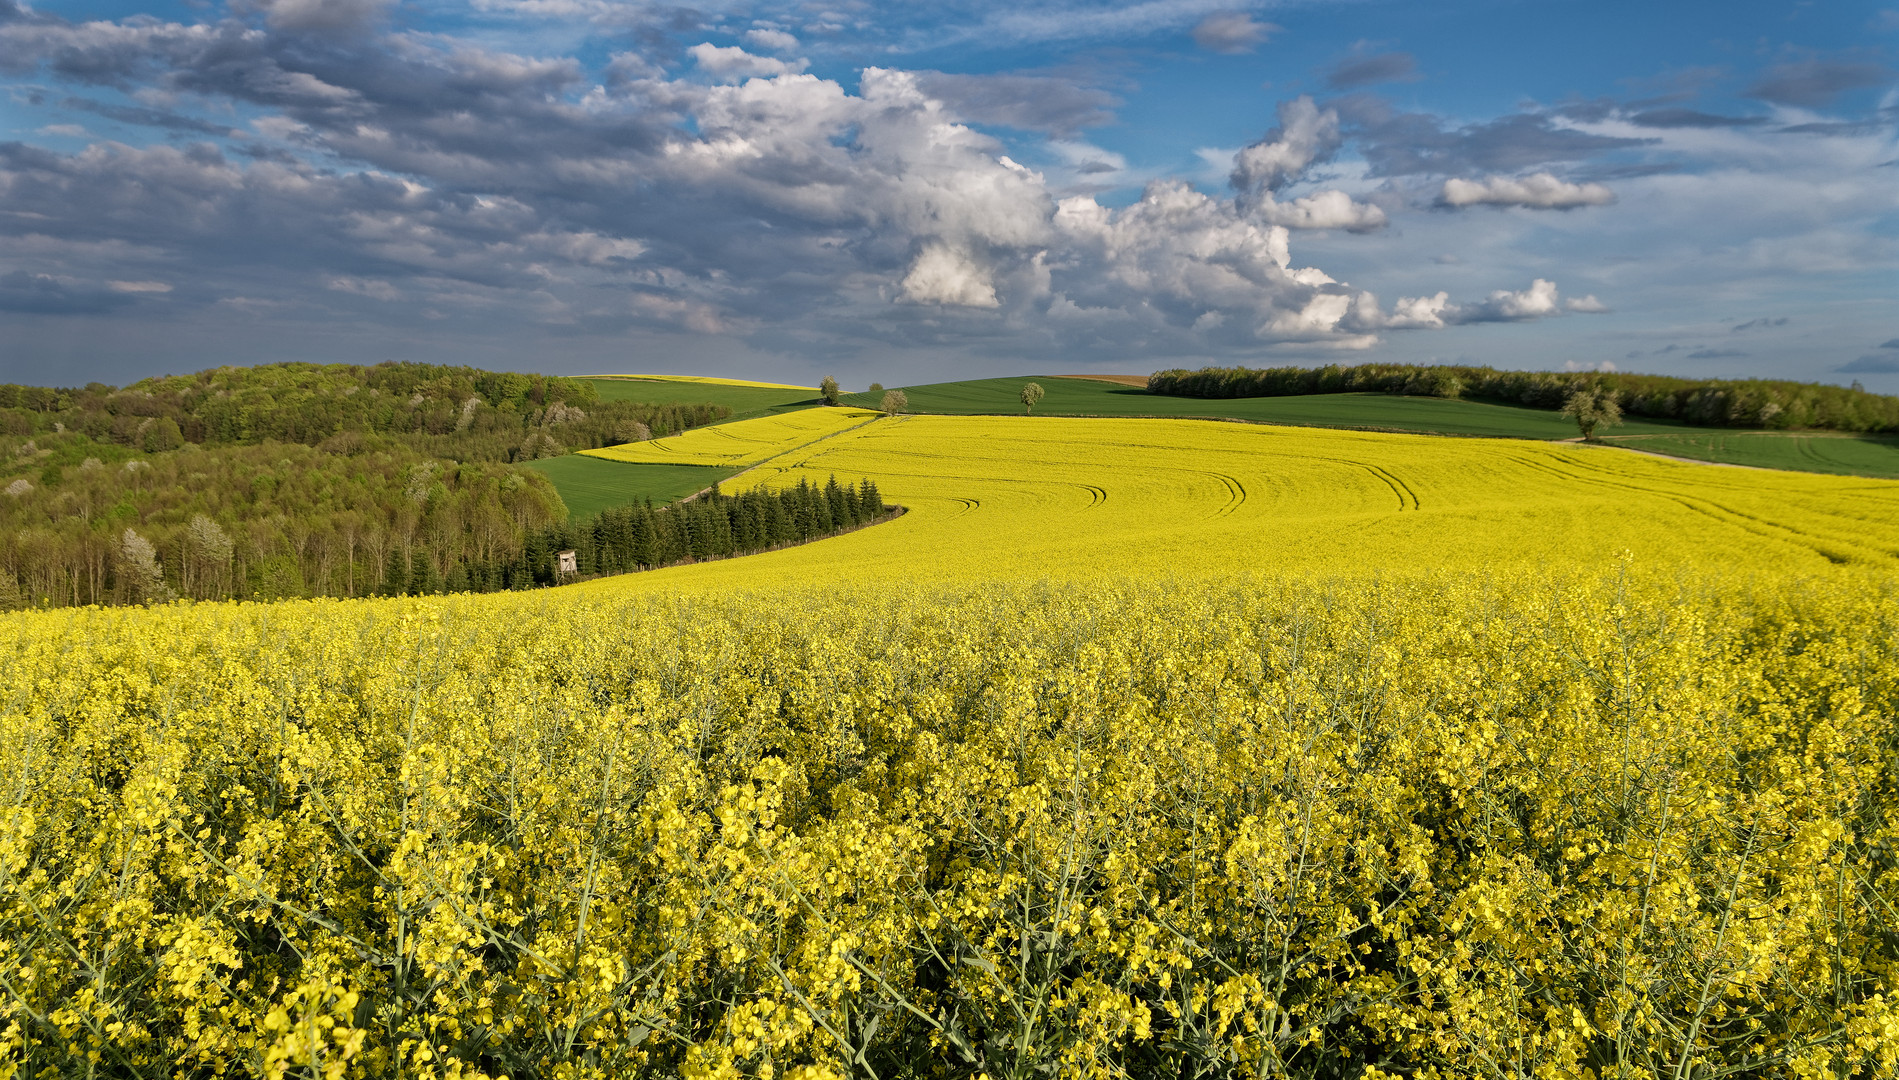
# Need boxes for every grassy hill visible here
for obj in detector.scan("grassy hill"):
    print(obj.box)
[1605,430,1899,479]
[589,376,821,421]
[840,376,1696,440]
[519,456,734,518]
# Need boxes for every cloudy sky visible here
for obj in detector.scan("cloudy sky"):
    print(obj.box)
[1,0,1894,387]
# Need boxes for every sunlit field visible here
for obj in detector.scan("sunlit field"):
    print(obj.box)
[5,412,1898,1077]
[596,374,818,391]
[580,413,1899,592]
[579,406,881,468]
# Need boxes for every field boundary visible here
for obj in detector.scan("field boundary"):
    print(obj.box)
[565,504,907,585]
[869,408,1565,441]
[715,412,892,490]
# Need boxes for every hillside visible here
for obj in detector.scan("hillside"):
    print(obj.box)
[581,412,1899,591]
[839,376,1694,439]
[0,362,730,607]
[4,413,1896,1076]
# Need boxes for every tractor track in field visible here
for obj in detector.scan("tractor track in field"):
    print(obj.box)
[1206,472,1246,517]
[1510,449,1891,564]
[1312,457,1418,511]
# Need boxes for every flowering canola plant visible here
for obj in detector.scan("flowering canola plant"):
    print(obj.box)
[2,414,1898,1078]
[582,408,881,469]
[588,414,1899,591]
[596,375,819,391]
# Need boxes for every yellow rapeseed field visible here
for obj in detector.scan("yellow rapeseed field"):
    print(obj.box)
[581,407,881,468]
[1,573,1894,1077]
[4,413,1898,1078]
[585,413,1899,591]
[595,375,819,391]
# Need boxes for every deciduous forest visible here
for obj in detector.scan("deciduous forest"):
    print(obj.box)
[1150,363,1899,431]
[0,363,730,607]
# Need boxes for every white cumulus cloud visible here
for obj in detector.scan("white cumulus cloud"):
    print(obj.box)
[1256,189,1387,232]
[1438,172,1615,210]
[901,242,999,307]
[687,43,808,81]
[742,28,800,54]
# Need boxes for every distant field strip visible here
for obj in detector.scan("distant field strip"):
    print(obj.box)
[579,414,1899,591]
[1606,431,1899,479]
[594,374,816,391]
[580,407,880,467]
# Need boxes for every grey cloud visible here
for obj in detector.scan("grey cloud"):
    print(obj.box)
[1777,116,1897,136]
[1232,96,1340,195]
[1882,338,1899,348]
[1629,108,1766,128]
[1228,96,1386,230]
[0,270,135,314]
[1339,98,1655,178]
[1747,59,1896,106]
[63,95,242,136]
[1839,354,1899,373]
[1192,13,1275,55]
[0,9,1577,366]
[911,71,1116,136]
[1685,348,1746,360]
[239,0,395,35]
[1326,52,1416,90]
[1731,317,1788,332]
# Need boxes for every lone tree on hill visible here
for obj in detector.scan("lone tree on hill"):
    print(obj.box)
[1562,387,1623,441]
[820,376,841,406]
[1020,382,1045,414]
[880,389,908,415]
[867,382,884,393]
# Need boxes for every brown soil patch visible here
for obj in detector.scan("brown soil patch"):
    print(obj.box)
[1056,374,1149,389]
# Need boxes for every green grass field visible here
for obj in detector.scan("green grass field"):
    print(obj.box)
[520,455,733,519]
[588,377,822,421]
[1606,431,1899,479]
[842,377,1695,440]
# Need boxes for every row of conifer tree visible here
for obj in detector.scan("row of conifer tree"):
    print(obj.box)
[376,476,890,595]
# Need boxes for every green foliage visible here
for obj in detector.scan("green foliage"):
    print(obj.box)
[879,389,908,415]
[0,362,723,464]
[519,457,735,519]
[1020,381,1045,414]
[1149,363,1899,432]
[530,475,890,583]
[839,378,1692,439]
[820,375,842,406]
[1608,431,1899,478]
[0,438,566,606]
[588,377,819,421]
[0,363,738,609]
[1563,386,1624,440]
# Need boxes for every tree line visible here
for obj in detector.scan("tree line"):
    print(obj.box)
[0,361,728,462]
[0,362,740,610]
[1148,363,1899,432]
[524,475,890,585]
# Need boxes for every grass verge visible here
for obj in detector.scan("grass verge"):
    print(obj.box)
[520,455,734,518]
[841,377,1697,440]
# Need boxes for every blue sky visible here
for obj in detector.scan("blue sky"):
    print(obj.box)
[1,0,1894,387]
